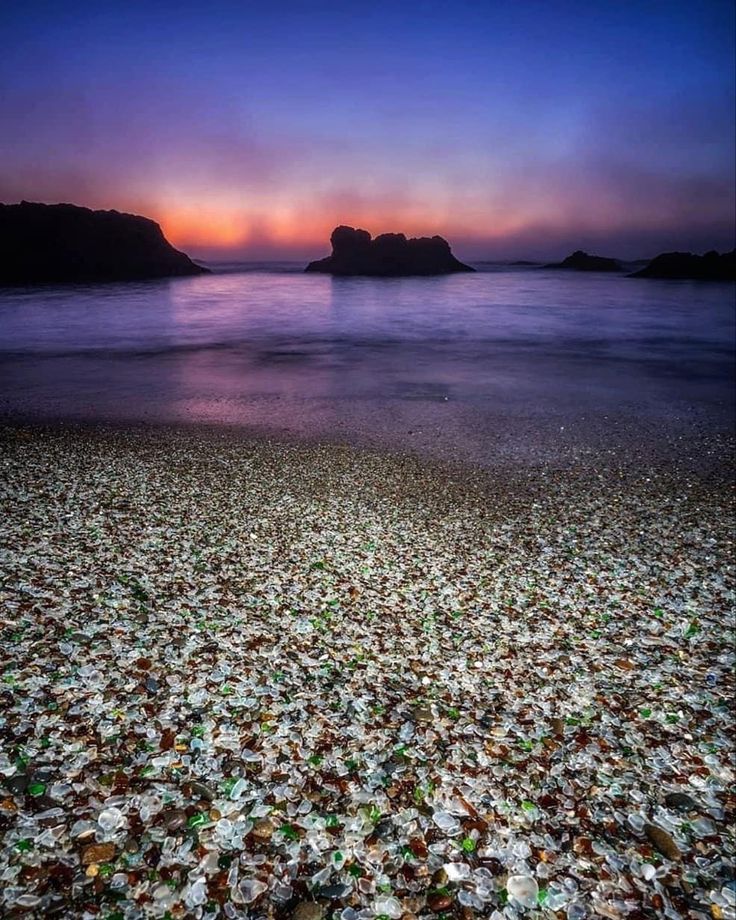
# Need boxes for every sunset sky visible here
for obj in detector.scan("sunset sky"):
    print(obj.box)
[1,0,734,260]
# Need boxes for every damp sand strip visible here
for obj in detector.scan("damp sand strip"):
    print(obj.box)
[0,424,734,919]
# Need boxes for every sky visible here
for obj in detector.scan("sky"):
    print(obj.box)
[1,0,734,260]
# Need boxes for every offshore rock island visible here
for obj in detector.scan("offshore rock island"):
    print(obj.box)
[545,250,622,272]
[305,225,475,276]
[631,249,736,281]
[0,202,208,284]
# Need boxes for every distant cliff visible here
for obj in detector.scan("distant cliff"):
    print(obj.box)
[631,249,735,281]
[546,250,622,272]
[305,226,475,276]
[0,202,208,284]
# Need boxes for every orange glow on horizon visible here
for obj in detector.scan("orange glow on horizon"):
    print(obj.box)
[156,199,533,255]
[159,208,250,249]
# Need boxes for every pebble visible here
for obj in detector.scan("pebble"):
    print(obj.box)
[665,791,700,812]
[163,808,188,832]
[240,878,268,903]
[186,877,208,908]
[444,862,471,882]
[374,895,403,918]
[507,874,540,908]
[432,811,460,833]
[644,823,681,861]
[189,781,214,801]
[374,817,394,839]
[81,842,115,865]
[292,903,326,920]
[5,774,29,795]
[252,818,275,840]
[412,704,433,723]
[318,884,351,899]
[97,806,124,832]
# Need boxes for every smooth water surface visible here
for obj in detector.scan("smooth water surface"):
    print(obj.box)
[1,265,733,461]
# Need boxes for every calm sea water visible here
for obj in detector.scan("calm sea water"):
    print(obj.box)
[1,263,733,463]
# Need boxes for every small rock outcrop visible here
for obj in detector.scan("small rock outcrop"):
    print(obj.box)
[305,226,475,276]
[0,201,208,284]
[546,250,622,272]
[630,249,736,281]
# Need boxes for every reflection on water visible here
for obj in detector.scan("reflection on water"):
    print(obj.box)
[0,266,733,461]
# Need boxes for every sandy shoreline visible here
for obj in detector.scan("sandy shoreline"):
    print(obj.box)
[0,423,734,919]
[1,407,734,476]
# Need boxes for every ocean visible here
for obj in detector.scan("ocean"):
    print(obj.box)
[1,262,733,464]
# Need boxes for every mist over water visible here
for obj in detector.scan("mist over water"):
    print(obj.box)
[1,264,733,463]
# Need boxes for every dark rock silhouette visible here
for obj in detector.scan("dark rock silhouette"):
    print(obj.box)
[546,250,622,272]
[630,249,736,281]
[0,201,208,284]
[305,226,475,276]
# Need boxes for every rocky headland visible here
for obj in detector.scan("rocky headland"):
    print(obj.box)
[0,201,208,284]
[631,249,735,281]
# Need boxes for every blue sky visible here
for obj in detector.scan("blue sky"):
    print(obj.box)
[1,0,734,258]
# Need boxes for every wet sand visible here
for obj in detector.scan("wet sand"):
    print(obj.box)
[0,422,734,919]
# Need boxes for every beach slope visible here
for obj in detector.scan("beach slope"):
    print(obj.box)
[0,425,733,917]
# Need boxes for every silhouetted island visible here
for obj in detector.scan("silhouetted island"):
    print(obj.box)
[0,201,208,284]
[630,249,736,281]
[546,250,622,272]
[305,225,475,276]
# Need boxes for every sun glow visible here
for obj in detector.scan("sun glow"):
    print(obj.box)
[158,207,250,249]
[161,206,533,257]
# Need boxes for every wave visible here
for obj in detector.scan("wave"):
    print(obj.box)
[196,260,307,274]
[196,260,556,275]
[1,335,732,379]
